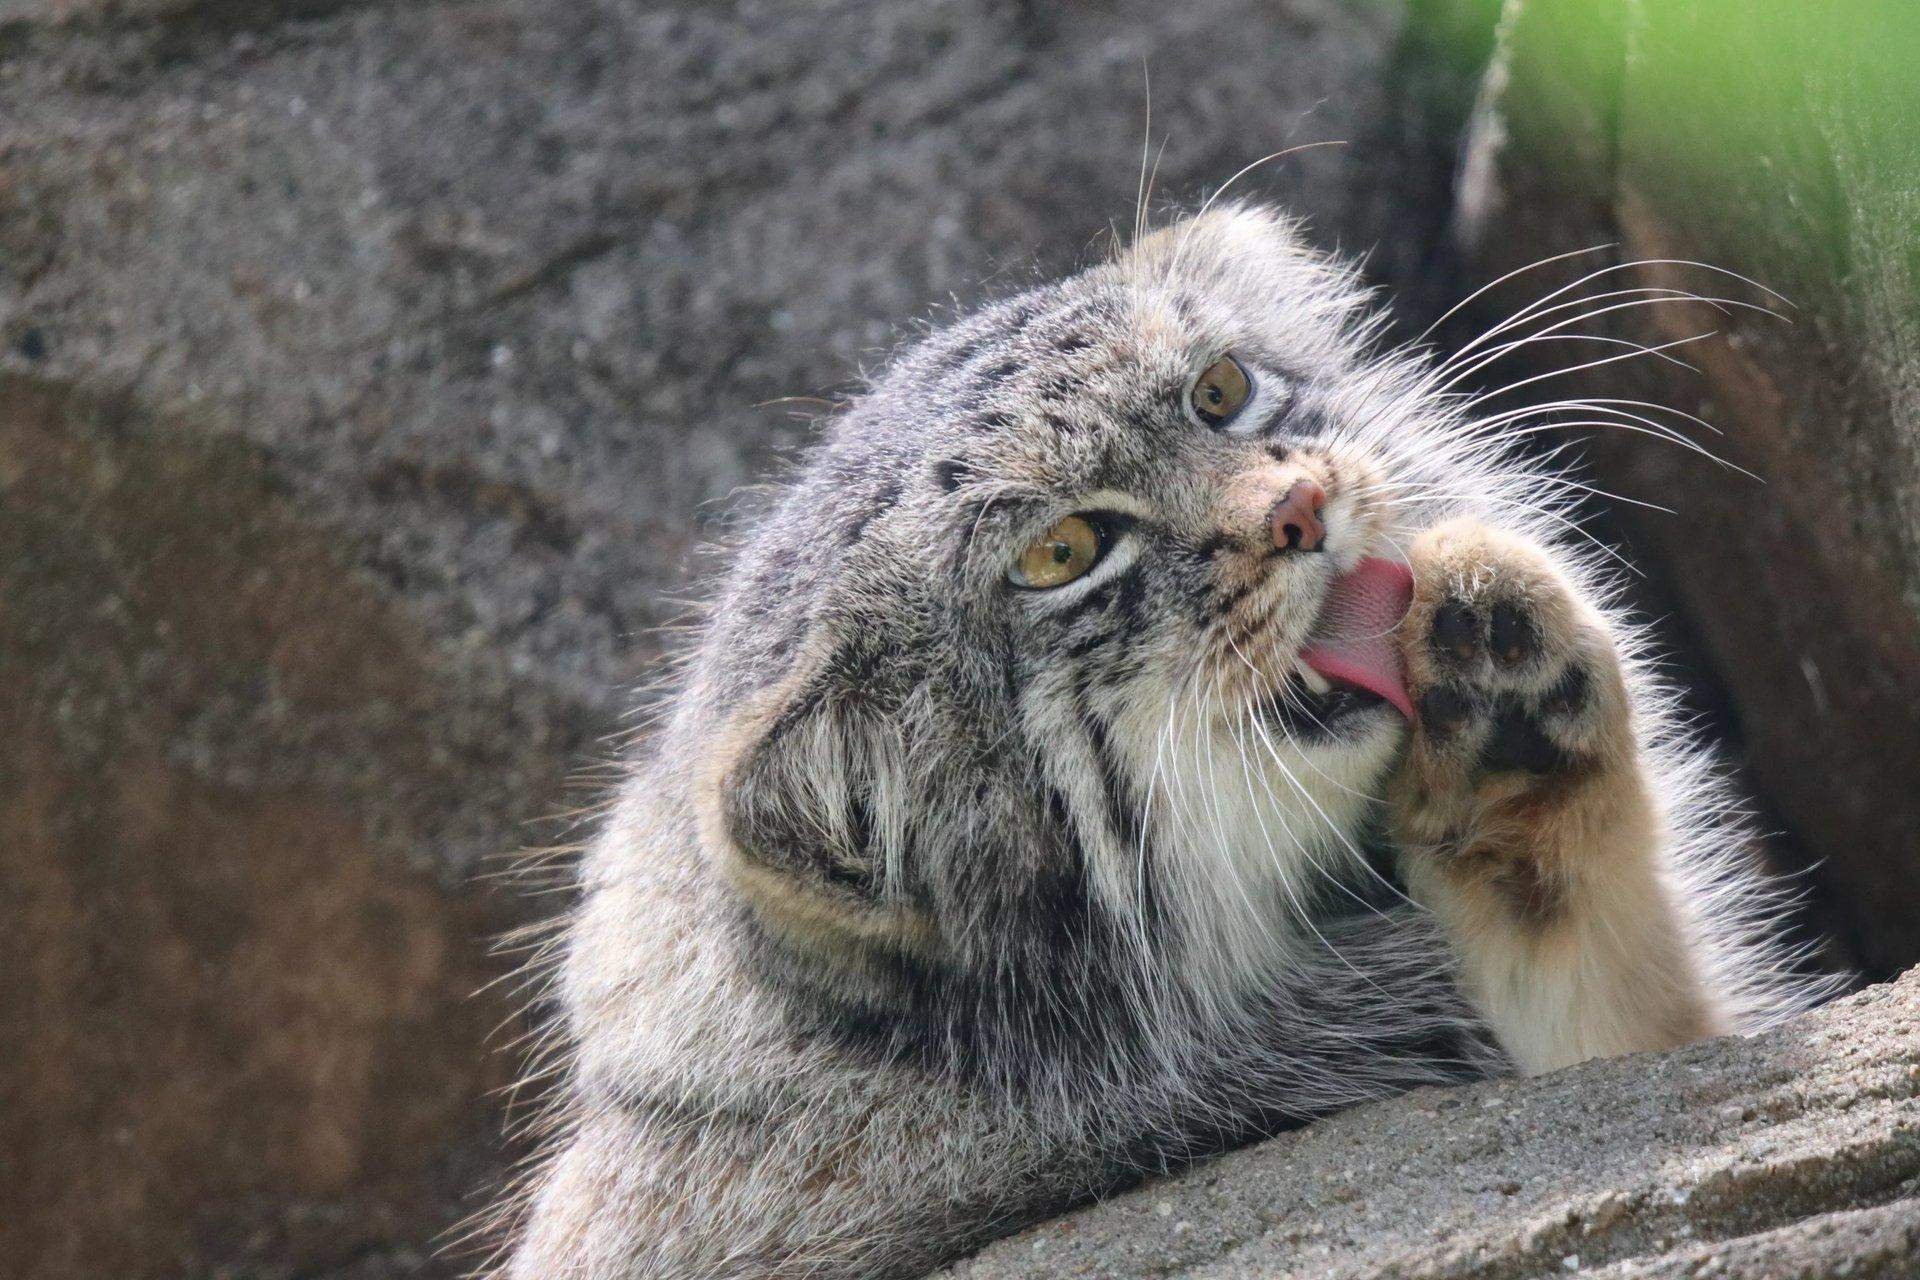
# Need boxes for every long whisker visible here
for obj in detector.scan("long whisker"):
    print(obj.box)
[1133,62,1153,250]
[1434,286,1782,392]
[1355,455,1675,515]
[1480,393,1727,437]
[1459,330,1721,410]
[1413,242,1616,346]
[1441,319,1702,389]
[1437,286,1777,382]
[1437,283,1724,363]
[1363,476,1642,574]
[1439,256,1789,368]
[1222,703,1390,988]
[1497,422,1757,482]
[1213,629,1420,913]
[1169,141,1346,282]
[1463,399,1732,465]
[1241,706,1412,921]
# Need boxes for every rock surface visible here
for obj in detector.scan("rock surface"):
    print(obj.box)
[0,1,1469,1276]
[6,0,1912,1276]
[1445,0,1920,979]
[945,970,1920,1280]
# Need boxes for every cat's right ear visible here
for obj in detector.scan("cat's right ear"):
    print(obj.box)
[696,653,935,962]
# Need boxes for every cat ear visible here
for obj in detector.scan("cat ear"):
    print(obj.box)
[699,654,934,959]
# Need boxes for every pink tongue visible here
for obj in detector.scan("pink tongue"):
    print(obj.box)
[1299,556,1416,721]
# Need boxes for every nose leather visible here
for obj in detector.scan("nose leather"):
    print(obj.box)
[1270,479,1327,552]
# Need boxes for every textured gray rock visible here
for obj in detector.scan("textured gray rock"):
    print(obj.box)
[1442,0,1920,979]
[0,1,1466,1276]
[945,971,1920,1280]
[0,0,1454,786]
[8,1,1910,1276]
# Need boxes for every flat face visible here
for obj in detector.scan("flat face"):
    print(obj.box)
[707,205,1509,999]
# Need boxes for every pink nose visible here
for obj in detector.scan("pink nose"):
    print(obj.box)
[1270,480,1327,552]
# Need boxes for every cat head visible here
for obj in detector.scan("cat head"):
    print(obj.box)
[688,205,1494,1030]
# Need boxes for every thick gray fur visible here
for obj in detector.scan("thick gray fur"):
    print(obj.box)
[495,207,1827,1279]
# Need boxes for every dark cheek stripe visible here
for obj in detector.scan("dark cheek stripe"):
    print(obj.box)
[1077,695,1149,876]
[1207,578,1260,620]
[1064,625,1120,659]
[1192,533,1233,561]
[1067,565,1148,634]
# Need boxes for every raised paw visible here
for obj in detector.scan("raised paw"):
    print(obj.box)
[1392,518,1633,850]
[1384,522,1720,1066]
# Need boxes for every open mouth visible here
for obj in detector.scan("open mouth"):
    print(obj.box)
[1259,670,1392,739]
[1259,556,1416,740]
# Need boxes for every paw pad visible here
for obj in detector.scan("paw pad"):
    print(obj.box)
[1408,583,1604,782]
[1418,685,1475,741]
[1433,601,1479,663]
[1392,522,1633,882]
[1481,701,1567,775]
[1489,603,1535,667]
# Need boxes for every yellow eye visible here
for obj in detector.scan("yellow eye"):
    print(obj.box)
[1190,354,1252,426]
[1011,515,1103,589]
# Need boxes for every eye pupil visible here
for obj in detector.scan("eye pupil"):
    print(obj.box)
[1190,354,1251,426]
[1012,515,1104,589]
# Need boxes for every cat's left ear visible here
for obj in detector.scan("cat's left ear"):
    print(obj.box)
[697,650,934,961]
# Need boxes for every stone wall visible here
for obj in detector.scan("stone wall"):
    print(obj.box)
[1438,0,1920,978]
[4,0,1914,1275]
[0,2,1470,1274]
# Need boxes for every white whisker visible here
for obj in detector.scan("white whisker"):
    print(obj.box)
[1413,242,1615,346]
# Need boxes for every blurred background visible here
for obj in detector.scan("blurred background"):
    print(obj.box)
[1,1,1914,1276]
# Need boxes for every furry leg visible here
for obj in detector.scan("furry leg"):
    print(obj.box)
[1390,518,1723,1074]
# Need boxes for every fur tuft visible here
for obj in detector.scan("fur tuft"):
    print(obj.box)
[485,204,1837,1280]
